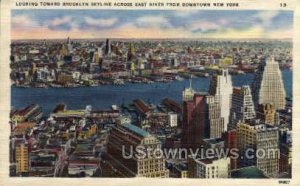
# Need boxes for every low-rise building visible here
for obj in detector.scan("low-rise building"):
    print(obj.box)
[189,157,230,178]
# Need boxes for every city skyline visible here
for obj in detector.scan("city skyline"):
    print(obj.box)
[9,18,293,177]
[12,10,293,40]
[9,37,293,177]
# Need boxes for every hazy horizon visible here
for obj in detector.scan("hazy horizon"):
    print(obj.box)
[12,10,293,40]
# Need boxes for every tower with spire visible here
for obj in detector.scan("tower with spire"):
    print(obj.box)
[182,75,195,101]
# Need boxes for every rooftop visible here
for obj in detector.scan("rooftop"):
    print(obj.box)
[203,138,224,145]
[231,166,267,178]
[122,123,150,138]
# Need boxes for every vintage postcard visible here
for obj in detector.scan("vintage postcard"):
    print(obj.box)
[0,0,299,185]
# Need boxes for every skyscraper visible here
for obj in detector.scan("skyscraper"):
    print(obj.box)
[206,95,225,139]
[66,37,73,55]
[92,48,102,64]
[182,93,224,149]
[230,86,256,129]
[251,57,286,110]
[209,69,232,131]
[127,43,135,61]
[182,94,206,149]
[105,39,111,55]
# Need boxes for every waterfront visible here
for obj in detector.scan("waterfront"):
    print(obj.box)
[11,70,292,115]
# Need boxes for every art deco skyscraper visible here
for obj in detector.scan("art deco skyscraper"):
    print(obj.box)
[251,57,286,110]
[230,86,256,129]
[209,69,233,131]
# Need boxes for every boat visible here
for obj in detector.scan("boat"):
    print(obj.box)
[175,75,184,81]
[113,79,125,85]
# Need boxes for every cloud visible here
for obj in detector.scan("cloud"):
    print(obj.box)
[84,17,118,27]
[49,16,72,27]
[12,14,38,29]
[135,16,172,28]
[173,10,199,17]
[11,10,293,40]
[199,26,265,39]
[46,16,79,31]
[217,18,230,25]
[255,11,280,27]
[190,21,221,32]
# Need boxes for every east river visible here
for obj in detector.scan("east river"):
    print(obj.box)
[11,70,292,116]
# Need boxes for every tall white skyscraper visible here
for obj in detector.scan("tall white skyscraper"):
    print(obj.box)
[209,69,233,131]
[251,57,286,110]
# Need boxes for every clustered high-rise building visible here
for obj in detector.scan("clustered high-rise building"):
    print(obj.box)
[181,56,288,178]
[182,93,225,148]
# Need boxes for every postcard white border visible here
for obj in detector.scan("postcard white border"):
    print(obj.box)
[1,0,300,185]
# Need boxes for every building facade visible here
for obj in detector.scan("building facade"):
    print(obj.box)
[189,157,230,178]
[236,121,279,177]
[107,123,169,177]
[182,94,224,149]
[230,86,256,129]
[257,103,276,126]
[15,142,29,175]
[206,95,225,139]
[209,69,233,131]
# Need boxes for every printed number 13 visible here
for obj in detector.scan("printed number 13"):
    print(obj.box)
[280,3,287,7]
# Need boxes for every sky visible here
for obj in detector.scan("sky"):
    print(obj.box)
[11,10,293,40]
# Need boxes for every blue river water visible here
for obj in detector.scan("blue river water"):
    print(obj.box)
[11,70,292,116]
